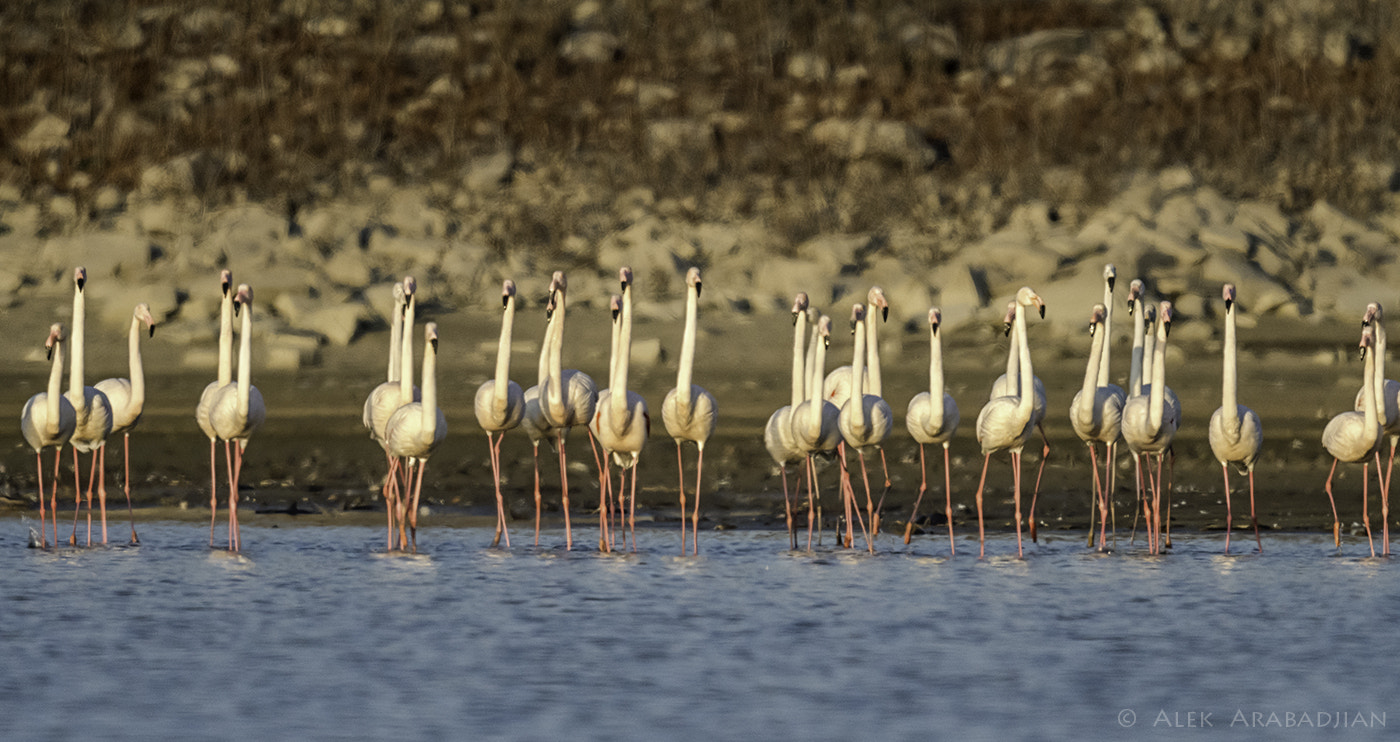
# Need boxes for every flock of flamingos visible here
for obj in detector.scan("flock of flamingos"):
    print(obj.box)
[15,263,1398,559]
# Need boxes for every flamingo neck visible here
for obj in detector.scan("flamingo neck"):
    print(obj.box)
[807,332,827,429]
[1374,318,1388,413]
[929,325,945,429]
[218,289,234,387]
[1129,297,1145,395]
[46,336,65,436]
[1014,304,1034,420]
[493,295,515,405]
[1362,336,1378,434]
[1149,321,1167,432]
[237,302,253,417]
[548,296,567,410]
[69,283,86,398]
[865,303,881,397]
[399,295,416,401]
[1099,281,1113,387]
[420,333,438,438]
[387,298,404,383]
[1078,322,1104,421]
[1221,302,1240,436]
[676,283,698,404]
[790,311,808,409]
[851,319,868,430]
[128,313,147,412]
[610,285,633,422]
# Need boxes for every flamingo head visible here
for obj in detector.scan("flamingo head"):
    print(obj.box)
[425,321,438,351]
[233,284,253,316]
[1002,301,1016,336]
[929,307,941,333]
[610,294,622,322]
[1363,301,1382,327]
[1127,279,1144,313]
[135,303,157,337]
[791,292,809,324]
[74,266,87,291]
[1016,287,1045,319]
[1090,304,1106,333]
[685,266,701,297]
[1222,283,1236,312]
[45,322,65,359]
[1362,324,1376,360]
[1144,304,1156,325]
[1103,263,1116,292]
[817,314,832,344]
[868,286,888,322]
[402,275,417,299]
[850,303,865,332]
[1158,301,1173,337]
[619,266,633,291]
[220,269,233,296]
[501,279,516,309]
[392,280,406,306]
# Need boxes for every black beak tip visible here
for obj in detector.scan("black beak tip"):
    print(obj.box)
[1038,306,1046,319]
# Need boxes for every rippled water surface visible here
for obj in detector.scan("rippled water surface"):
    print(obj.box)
[3,522,1396,740]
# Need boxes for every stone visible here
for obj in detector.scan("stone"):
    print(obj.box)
[96,284,181,328]
[984,29,1092,77]
[16,114,70,155]
[42,232,151,279]
[324,249,373,288]
[463,150,515,192]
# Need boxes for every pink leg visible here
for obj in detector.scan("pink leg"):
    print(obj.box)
[531,443,542,547]
[1029,425,1050,543]
[1103,442,1118,549]
[51,449,61,548]
[223,440,236,551]
[70,447,81,546]
[97,444,109,545]
[804,455,818,552]
[943,444,955,556]
[1324,459,1342,548]
[35,451,48,549]
[84,448,98,546]
[1382,449,1392,557]
[1086,443,1102,548]
[628,461,639,553]
[1248,468,1261,553]
[1221,463,1233,555]
[557,435,572,551]
[974,454,992,559]
[383,453,397,551]
[903,444,929,545]
[676,442,687,554]
[1012,451,1024,558]
[410,458,427,552]
[858,451,876,553]
[838,444,855,548]
[1363,460,1375,557]
[691,444,705,556]
[490,433,510,548]
[208,438,219,547]
[122,434,138,544]
[598,455,612,553]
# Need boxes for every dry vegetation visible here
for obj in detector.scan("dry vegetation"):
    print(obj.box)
[3,0,1400,257]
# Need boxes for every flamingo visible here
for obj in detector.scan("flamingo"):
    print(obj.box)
[520,283,559,546]
[591,267,649,552]
[1121,301,1178,555]
[20,323,76,549]
[1357,302,1399,555]
[385,321,447,552]
[1070,302,1125,551]
[1323,324,1383,555]
[824,287,893,505]
[973,287,1045,558]
[1207,284,1263,555]
[196,269,234,546]
[93,303,156,545]
[65,266,114,547]
[792,314,841,552]
[474,279,525,548]
[363,278,418,549]
[1071,265,1125,548]
[837,303,893,553]
[661,267,718,555]
[764,293,810,549]
[209,285,267,552]
[989,299,1051,541]
[1127,285,1182,548]
[532,271,598,550]
[903,308,960,553]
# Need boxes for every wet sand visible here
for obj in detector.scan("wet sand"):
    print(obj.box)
[1,308,1384,541]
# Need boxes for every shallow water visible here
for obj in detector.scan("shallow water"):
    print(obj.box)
[2,522,1395,740]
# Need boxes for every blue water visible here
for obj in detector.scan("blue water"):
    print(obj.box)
[1,522,1394,740]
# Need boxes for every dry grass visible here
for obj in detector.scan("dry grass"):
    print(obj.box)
[3,0,1399,253]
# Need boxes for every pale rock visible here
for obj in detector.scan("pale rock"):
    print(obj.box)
[2,202,42,238]
[381,189,448,238]
[306,16,351,38]
[750,257,842,313]
[320,249,370,287]
[1127,6,1168,44]
[560,30,619,64]
[1322,30,1352,67]
[983,29,1092,77]
[636,82,679,112]
[302,304,368,346]
[1132,46,1183,74]
[365,233,443,273]
[1033,262,1113,335]
[0,183,21,203]
[463,150,514,192]
[1157,166,1196,195]
[17,114,70,155]
[0,268,23,306]
[1197,224,1251,254]
[43,232,151,278]
[808,118,937,167]
[93,186,124,214]
[629,336,663,367]
[297,202,360,246]
[1307,199,1369,240]
[1198,253,1294,314]
[786,52,831,82]
[97,284,181,328]
[1192,185,1235,225]
[1156,193,1206,241]
[645,119,713,162]
[1309,267,1395,319]
[933,262,992,331]
[203,203,285,262]
[47,196,77,223]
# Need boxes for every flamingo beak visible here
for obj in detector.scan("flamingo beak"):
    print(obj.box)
[695,278,703,298]
[1107,275,1116,292]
